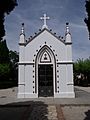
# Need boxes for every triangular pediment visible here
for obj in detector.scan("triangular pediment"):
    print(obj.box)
[25,28,65,46]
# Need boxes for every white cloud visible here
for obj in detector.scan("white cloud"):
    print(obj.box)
[71,23,86,29]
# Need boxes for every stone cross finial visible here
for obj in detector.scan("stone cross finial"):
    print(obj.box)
[40,14,50,29]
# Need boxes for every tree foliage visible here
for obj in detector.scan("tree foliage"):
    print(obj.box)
[0,0,17,41]
[9,50,19,67]
[0,40,19,88]
[0,63,10,81]
[9,50,19,81]
[74,58,90,86]
[84,0,90,40]
[0,40,10,63]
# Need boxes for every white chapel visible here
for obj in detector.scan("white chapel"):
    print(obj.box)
[18,14,75,98]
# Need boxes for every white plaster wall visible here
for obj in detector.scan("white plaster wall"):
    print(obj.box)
[57,64,67,92]
[66,64,74,92]
[19,34,25,44]
[65,33,71,43]
[19,46,25,61]
[66,45,72,61]
[55,63,75,98]
[25,30,66,62]
[18,65,25,98]
[24,65,34,97]
[18,29,74,98]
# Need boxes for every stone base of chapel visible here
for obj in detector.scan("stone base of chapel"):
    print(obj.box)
[18,93,38,98]
[18,92,75,98]
[54,92,75,98]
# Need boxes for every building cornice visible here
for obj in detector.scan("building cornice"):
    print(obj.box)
[18,61,73,65]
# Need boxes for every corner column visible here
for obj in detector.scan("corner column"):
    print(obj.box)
[18,23,26,98]
[65,23,75,98]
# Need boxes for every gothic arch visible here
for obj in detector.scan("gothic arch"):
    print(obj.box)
[35,45,56,97]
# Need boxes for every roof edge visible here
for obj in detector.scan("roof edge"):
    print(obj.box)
[25,28,65,46]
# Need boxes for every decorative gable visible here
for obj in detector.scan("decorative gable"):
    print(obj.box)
[25,28,65,46]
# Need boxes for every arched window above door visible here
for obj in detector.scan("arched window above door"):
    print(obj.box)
[36,45,55,64]
[40,51,51,63]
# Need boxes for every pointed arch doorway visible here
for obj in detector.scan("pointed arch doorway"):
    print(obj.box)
[36,45,56,97]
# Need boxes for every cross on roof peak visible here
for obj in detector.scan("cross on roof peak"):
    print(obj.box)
[40,14,50,29]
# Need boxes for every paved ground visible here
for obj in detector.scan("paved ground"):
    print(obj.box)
[0,86,90,105]
[62,106,90,120]
[0,86,90,120]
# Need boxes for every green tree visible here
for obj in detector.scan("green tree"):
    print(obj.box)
[0,63,10,81]
[0,0,18,88]
[74,58,90,86]
[0,0,17,41]
[0,41,19,88]
[0,40,10,63]
[9,50,19,67]
[9,50,19,81]
[84,0,90,40]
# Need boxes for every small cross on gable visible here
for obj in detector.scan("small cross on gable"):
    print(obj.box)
[40,14,50,29]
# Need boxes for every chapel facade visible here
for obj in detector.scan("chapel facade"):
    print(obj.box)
[18,14,75,98]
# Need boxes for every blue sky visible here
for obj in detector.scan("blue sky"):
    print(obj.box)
[5,0,90,61]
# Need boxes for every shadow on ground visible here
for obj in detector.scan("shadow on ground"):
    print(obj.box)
[84,110,90,120]
[0,101,49,120]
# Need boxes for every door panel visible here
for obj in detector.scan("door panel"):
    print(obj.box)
[38,65,53,97]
